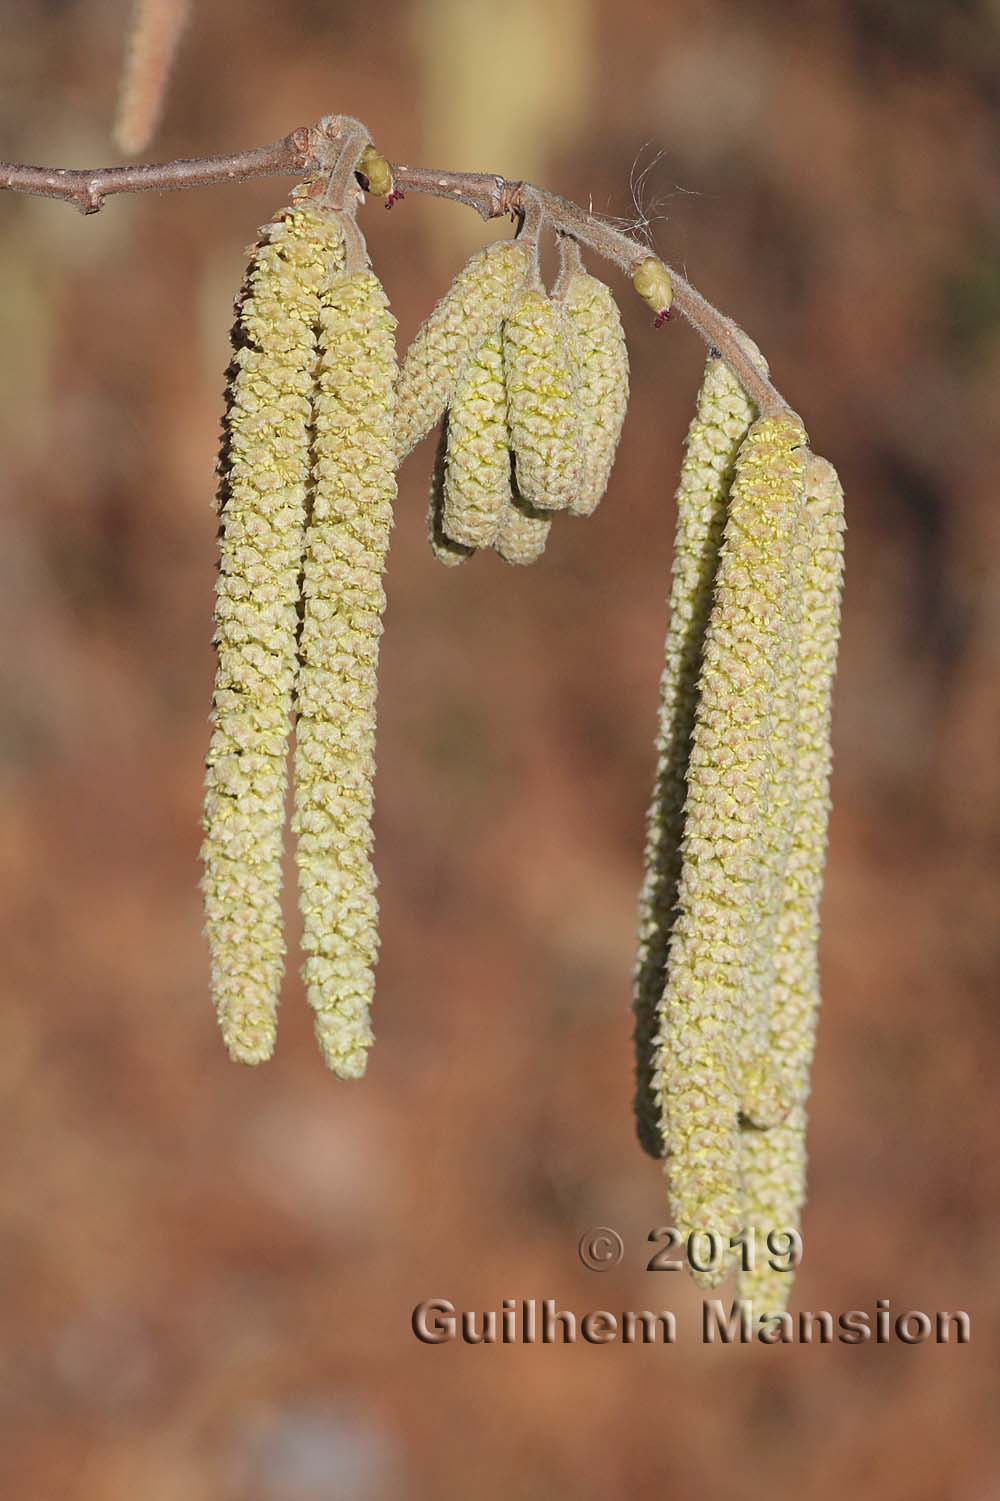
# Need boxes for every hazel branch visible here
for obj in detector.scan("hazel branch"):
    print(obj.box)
[0,116,788,416]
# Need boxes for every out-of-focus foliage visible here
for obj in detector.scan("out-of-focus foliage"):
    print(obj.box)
[0,1,997,1496]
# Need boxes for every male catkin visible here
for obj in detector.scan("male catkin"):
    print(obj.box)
[293,268,398,1078]
[394,240,528,462]
[504,288,581,512]
[754,453,845,1116]
[493,481,552,566]
[202,198,344,1066]
[653,415,807,1273]
[428,418,475,568]
[440,327,511,550]
[560,270,629,516]
[632,347,764,1158]
[738,453,844,1312]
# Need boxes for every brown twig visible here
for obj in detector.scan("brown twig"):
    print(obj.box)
[0,116,789,416]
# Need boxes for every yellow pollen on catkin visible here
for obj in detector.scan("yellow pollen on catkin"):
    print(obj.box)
[201,197,345,1068]
[504,288,582,511]
[441,327,511,550]
[632,256,673,316]
[735,453,845,1309]
[633,343,766,1158]
[561,270,630,516]
[653,414,807,1274]
[394,240,528,463]
[292,268,398,1079]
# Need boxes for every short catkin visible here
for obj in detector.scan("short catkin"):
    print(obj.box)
[652,415,808,1274]
[493,480,552,566]
[440,327,511,550]
[504,288,581,511]
[202,198,344,1066]
[293,268,398,1078]
[560,270,629,516]
[632,345,765,1158]
[738,454,844,1313]
[394,240,529,462]
[428,417,475,568]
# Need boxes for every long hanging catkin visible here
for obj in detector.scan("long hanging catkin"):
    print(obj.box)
[737,453,844,1313]
[653,414,808,1273]
[560,270,629,517]
[394,239,528,463]
[202,197,344,1066]
[504,287,581,511]
[632,345,764,1158]
[293,267,398,1078]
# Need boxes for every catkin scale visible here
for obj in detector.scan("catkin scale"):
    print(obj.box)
[504,287,582,511]
[653,415,807,1275]
[293,269,398,1078]
[561,270,630,516]
[394,240,529,462]
[632,346,765,1158]
[202,198,344,1066]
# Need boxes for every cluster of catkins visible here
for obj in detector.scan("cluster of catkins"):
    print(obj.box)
[633,353,845,1310]
[202,167,843,1311]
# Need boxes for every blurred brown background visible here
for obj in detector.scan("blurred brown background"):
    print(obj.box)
[1,2,998,1497]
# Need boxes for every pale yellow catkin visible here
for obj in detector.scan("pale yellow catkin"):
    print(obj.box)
[736,454,845,1312]
[441,327,511,549]
[504,287,582,511]
[428,417,475,567]
[561,271,630,516]
[632,346,765,1159]
[761,454,845,1108]
[395,240,529,463]
[738,491,811,1131]
[653,415,807,1277]
[202,199,345,1066]
[113,0,192,156]
[493,481,552,565]
[293,269,398,1079]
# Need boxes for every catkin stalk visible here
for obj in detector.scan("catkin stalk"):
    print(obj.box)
[202,199,344,1066]
[395,240,528,462]
[654,415,808,1273]
[293,269,398,1078]
[560,271,630,516]
[504,288,581,511]
[632,349,763,1157]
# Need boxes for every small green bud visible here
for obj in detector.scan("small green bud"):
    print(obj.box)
[356,143,393,198]
[631,256,673,317]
